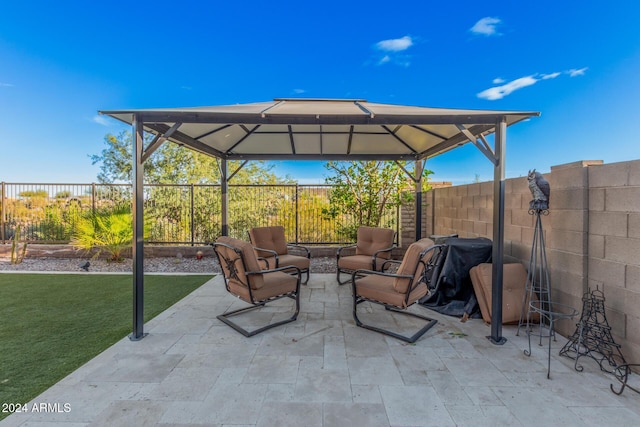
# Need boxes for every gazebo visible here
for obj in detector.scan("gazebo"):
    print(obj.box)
[99,98,539,345]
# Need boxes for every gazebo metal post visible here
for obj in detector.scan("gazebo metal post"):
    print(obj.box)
[488,117,507,345]
[220,159,228,236]
[130,114,146,340]
[415,159,424,241]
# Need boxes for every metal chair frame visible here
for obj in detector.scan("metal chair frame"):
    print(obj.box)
[351,244,444,343]
[212,241,301,337]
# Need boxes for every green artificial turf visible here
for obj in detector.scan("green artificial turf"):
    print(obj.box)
[0,273,213,418]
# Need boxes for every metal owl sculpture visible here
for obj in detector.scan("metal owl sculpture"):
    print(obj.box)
[527,169,550,211]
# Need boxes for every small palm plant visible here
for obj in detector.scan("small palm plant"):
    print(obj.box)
[71,203,146,262]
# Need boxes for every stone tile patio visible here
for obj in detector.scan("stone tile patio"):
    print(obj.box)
[2,274,639,426]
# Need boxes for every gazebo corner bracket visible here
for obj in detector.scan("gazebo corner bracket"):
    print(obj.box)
[141,122,182,163]
[456,125,498,166]
[395,160,420,183]
[227,160,249,182]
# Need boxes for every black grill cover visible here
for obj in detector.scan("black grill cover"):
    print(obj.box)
[420,237,493,318]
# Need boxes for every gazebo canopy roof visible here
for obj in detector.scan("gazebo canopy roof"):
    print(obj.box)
[100,98,539,161]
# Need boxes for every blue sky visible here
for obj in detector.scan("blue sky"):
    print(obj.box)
[1,1,638,185]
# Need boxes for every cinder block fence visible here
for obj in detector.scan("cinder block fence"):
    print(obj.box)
[402,160,640,363]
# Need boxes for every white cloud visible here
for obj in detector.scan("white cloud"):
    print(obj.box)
[477,76,538,100]
[0,82,14,87]
[470,17,501,36]
[541,72,561,79]
[478,68,585,100]
[568,67,588,77]
[492,77,505,84]
[375,36,413,52]
[93,115,110,126]
[372,36,413,67]
[292,88,306,94]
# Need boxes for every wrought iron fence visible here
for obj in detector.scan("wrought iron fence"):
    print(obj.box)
[0,182,399,245]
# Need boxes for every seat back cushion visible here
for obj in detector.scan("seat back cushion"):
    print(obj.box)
[469,263,538,324]
[216,236,264,290]
[393,238,435,294]
[355,226,394,259]
[249,226,288,256]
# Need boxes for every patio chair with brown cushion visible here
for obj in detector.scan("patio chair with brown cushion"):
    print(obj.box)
[336,226,395,285]
[212,236,301,337]
[351,238,444,343]
[248,226,311,284]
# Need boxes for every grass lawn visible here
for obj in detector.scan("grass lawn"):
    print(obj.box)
[0,273,213,419]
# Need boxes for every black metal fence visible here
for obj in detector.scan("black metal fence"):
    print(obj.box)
[0,182,399,245]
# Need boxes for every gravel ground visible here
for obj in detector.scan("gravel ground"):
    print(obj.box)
[0,256,337,274]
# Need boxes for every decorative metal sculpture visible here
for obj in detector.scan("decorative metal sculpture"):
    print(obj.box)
[527,169,550,211]
[559,287,627,375]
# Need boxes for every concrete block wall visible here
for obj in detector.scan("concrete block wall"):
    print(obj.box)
[402,159,640,363]
[586,160,640,363]
[401,181,450,247]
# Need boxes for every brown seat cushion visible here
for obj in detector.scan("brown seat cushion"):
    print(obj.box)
[355,226,394,258]
[216,236,264,290]
[393,238,435,294]
[227,270,298,303]
[263,253,310,271]
[469,263,539,324]
[338,254,388,272]
[249,226,288,256]
[355,238,435,308]
[356,273,429,308]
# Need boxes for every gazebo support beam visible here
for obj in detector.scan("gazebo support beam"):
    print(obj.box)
[488,117,507,345]
[220,159,228,236]
[394,160,425,242]
[141,122,182,163]
[415,160,424,240]
[130,114,147,341]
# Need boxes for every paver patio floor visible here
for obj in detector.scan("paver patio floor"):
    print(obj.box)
[2,274,639,426]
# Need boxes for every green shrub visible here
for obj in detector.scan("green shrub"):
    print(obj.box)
[70,204,148,261]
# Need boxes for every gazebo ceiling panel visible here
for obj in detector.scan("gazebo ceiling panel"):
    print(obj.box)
[351,134,411,154]
[321,135,352,154]
[292,134,322,154]
[197,125,249,152]
[237,133,293,154]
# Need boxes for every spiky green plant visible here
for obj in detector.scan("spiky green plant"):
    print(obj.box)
[70,204,146,262]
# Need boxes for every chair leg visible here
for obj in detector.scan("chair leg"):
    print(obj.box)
[353,298,438,343]
[336,268,353,285]
[217,293,300,337]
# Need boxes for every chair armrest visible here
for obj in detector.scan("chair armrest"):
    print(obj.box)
[336,244,357,259]
[353,269,413,280]
[371,246,395,270]
[247,265,301,277]
[256,257,269,269]
[372,246,395,259]
[381,259,402,273]
[287,244,310,258]
[252,246,279,266]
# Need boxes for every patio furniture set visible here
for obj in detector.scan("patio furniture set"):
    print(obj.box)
[211,225,443,343]
[209,223,638,391]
